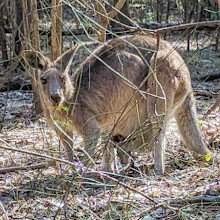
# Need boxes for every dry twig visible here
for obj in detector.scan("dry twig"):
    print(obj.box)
[206,92,220,115]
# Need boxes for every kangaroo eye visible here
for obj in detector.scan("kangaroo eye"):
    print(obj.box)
[41,78,47,84]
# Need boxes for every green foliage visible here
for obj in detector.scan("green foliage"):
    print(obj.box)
[55,119,72,127]
[64,120,72,126]
[55,120,61,125]
[137,11,156,23]
[56,105,69,112]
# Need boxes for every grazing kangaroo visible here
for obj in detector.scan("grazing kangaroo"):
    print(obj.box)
[24,35,210,174]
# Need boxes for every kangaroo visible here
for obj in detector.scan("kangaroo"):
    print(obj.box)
[24,35,210,174]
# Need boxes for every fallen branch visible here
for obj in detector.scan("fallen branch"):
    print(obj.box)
[194,90,216,97]
[0,161,55,174]
[0,201,9,220]
[205,92,220,116]
[90,171,157,204]
[0,137,77,167]
[171,195,220,206]
[201,72,220,82]
[4,21,218,36]
[152,20,220,34]
[140,22,220,31]
[44,20,220,37]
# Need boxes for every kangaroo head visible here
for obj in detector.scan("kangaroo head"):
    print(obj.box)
[23,46,78,106]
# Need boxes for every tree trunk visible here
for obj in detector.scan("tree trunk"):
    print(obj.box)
[96,0,127,42]
[51,0,63,61]
[111,0,133,27]
[21,0,42,114]
[96,0,108,42]
[156,0,163,23]
[30,0,42,114]
[166,0,170,23]
[0,1,9,69]
[216,0,220,51]
[10,0,23,55]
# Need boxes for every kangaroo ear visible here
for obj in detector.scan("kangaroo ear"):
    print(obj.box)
[54,44,80,72]
[22,51,50,70]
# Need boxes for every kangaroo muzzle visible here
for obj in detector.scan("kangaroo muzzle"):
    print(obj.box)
[50,93,61,104]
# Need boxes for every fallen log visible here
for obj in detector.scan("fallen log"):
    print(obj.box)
[171,195,220,206]
[0,161,55,174]
[201,72,220,82]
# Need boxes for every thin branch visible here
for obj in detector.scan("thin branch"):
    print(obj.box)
[0,161,55,174]
[90,171,179,212]
[107,0,127,19]
[153,20,220,34]
[171,195,220,206]
[0,137,77,166]
[0,201,9,220]
[205,92,220,115]
[194,90,215,97]
[96,0,127,42]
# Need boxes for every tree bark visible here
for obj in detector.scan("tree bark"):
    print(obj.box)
[51,0,63,61]
[20,0,42,114]
[215,0,220,51]
[111,0,133,27]
[30,0,42,114]
[96,0,108,43]
[11,0,23,55]
[0,1,9,69]
[156,0,163,23]
[96,0,127,42]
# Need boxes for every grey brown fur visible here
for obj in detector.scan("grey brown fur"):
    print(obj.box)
[25,35,210,174]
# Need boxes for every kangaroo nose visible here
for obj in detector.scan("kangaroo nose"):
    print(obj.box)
[50,93,61,104]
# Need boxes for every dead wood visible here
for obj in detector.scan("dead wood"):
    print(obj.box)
[201,72,220,81]
[153,20,220,34]
[0,137,78,167]
[96,0,127,42]
[32,20,220,37]
[205,92,220,115]
[171,195,220,206]
[194,90,216,97]
[0,161,55,174]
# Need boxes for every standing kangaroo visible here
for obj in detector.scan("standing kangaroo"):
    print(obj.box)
[24,35,210,174]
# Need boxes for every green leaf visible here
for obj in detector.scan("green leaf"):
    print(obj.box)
[56,105,69,112]
[56,106,62,111]
[62,106,69,112]
[65,120,72,126]
[55,120,60,125]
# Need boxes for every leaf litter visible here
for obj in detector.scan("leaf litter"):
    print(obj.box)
[0,46,219,219]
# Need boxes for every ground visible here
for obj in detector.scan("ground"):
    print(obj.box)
[0,39,219,219]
